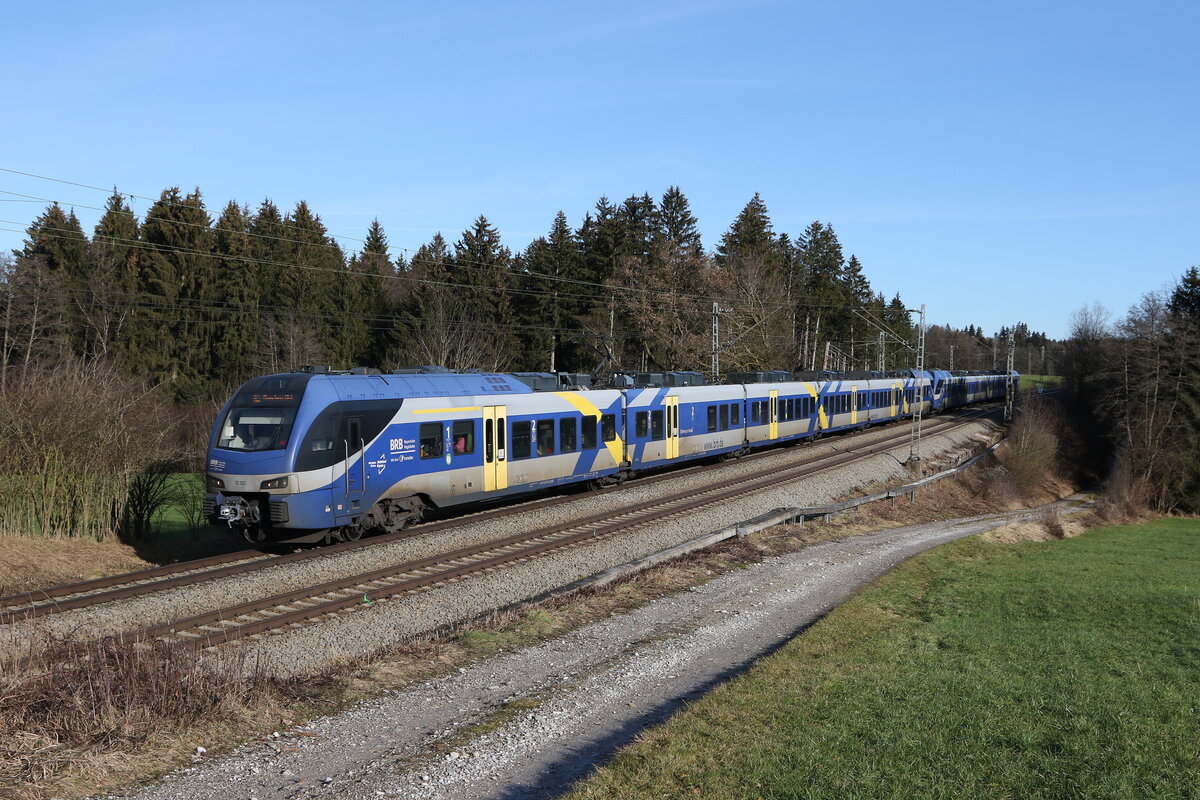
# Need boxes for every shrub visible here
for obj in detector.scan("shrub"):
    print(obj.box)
[1002,397,1060,491]
[0,360,181,540]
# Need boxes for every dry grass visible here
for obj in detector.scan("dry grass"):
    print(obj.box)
[982,508,1095,544]
[0,634,268,798]
[0,536,151,597]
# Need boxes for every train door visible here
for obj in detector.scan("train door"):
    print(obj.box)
[851,387,858,425]
[344,415,365,503]
[665,396,679,459]
[483,405,508,491]
[769,390,779,440]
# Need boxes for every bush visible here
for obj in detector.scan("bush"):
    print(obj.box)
[1,632,261,791]
[1002,397,1061,491]
[0,360,181,540]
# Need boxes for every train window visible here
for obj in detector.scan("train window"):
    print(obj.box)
[560,417,577,452]
[511,421,532,460]
[485,419,494,463]
[718,405,728,430]
[582,415,598,449]
[451,420,474,455]
[636,411,649,438]
[419,422,443,459]
[707,406,717,432]
[633,412,652,438]
[536,419,555,456]
[787,398,795,420]
[731,404,740,425]
[601,414,617,442]
[651,410,664,440]
[750,401,760,422]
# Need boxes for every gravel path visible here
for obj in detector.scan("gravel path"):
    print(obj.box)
[95,481,1081,800]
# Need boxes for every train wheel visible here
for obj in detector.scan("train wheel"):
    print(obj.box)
[336,525,364,543]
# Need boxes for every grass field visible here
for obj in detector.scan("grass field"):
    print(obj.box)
[568,519,1200,800]
[1020,373,1063,391]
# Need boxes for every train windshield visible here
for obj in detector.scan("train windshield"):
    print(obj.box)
[217,406,297,452]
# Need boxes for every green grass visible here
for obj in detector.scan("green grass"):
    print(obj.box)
[1020,374,1063,391]
[568,520,1200,800]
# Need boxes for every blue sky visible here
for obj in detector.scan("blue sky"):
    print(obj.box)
[2,0,1196,339]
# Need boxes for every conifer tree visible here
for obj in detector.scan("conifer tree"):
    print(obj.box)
[84,193,139,361]
[452,216,517,369]
[248,200,292,372]
[349,219,394,366]
[517,210,582,371]
[284,201,345,368]
[716,193,777,271]
[18,203,88,358]
[654,186,703,262]
[210,201,259,382]
[127,188,215,399]
[617,193,657,263]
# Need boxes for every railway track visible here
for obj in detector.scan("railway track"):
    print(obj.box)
[0,407,996,632]
[116,412,994,652]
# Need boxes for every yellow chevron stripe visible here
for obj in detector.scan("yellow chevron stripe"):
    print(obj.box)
[554,392,625,465]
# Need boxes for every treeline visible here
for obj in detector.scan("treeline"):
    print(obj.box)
[2,186,922,404]
[924,321,1052,375]
[1062,268,1200,511]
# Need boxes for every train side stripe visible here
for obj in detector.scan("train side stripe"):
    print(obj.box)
[553,392,626,466]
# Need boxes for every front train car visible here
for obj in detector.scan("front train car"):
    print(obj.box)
[203,371,335,543]
[204,370,535,544]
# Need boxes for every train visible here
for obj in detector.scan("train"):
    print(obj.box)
[203,366,1017,544]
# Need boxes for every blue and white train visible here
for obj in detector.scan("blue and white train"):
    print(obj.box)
[204,367,1016,544]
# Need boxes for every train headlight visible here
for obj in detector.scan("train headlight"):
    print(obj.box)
[207,475,225,491]
[260,476,290,490]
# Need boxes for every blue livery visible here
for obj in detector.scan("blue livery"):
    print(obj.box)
[204,367,1017,543]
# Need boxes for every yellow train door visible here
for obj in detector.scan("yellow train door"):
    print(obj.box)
[769,390,779,440]
[483,405,508,491]
[851,387,858,425]
[665,396,680,459]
